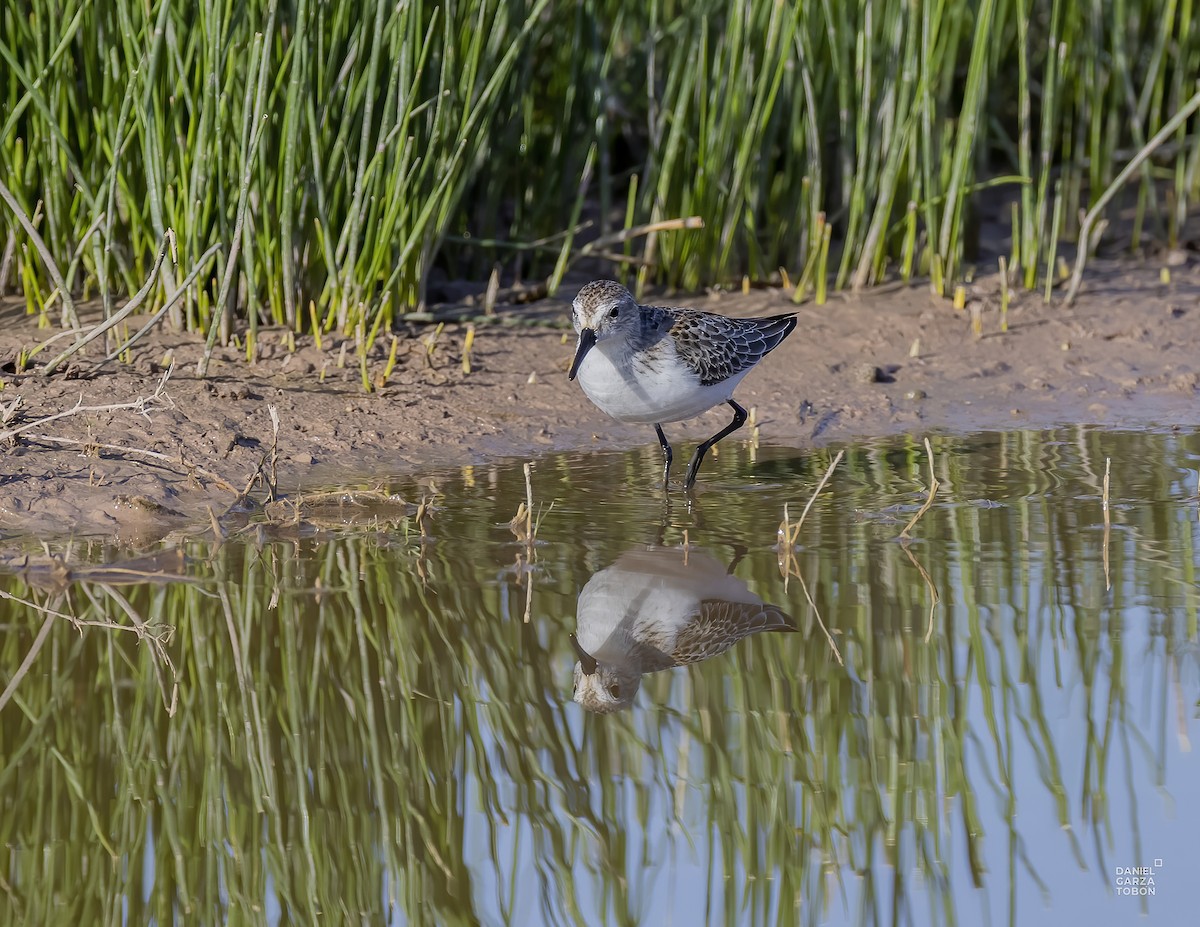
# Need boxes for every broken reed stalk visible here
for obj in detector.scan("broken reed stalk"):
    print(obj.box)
[778,449,845,631]
[998,256,1010,331]
[523,462,534,546]
[1102,457,1111,518]
[574,216,704,260]
[0,556,178,719]
[779,449,845,549]
[900,543,942,643]
[795,568,842,666]
[267,405,281,502]
[0,589,77,620]
[500,463,539,621]
[207,505,227,545]
[1103,457,1111,591]
[0,177,78,329]
[86,583,179,714]
[514,462,536,623]
[1,394,23,425]
[40,230,176,374]
[522,555,535,624]
[797,450,844,531]
[1066,85,1200,305]
[0,586,175,643]
[99,241,223,365]
[0,613,55,714]
[461,326,475,375]
[900,437,940,539]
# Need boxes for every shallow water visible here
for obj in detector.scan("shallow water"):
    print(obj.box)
[2,427,1198,925]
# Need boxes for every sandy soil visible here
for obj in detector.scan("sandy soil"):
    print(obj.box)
[2,255,1199,542]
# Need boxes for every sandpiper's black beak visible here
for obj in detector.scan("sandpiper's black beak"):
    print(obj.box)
[568,328,597,381]
[569,633,599,675]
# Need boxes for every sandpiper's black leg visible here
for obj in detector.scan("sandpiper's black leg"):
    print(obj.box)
[654,423,673,488]
[684,400,748,490]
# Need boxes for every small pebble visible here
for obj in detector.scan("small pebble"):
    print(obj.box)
[853,363,885,384]
[905,389,926,401]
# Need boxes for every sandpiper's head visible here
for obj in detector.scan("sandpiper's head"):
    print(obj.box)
[569,633,640,713]
[568,280,639,380]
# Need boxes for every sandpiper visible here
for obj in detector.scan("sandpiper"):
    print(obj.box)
[569,547,796,713]
[568,280,796,489]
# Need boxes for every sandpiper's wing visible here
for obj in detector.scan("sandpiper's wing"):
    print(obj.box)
[669,600,796,666]
[668,310,797,386]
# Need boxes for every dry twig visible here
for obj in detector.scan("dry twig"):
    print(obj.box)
[900,438,941,539]
[900,544,942,643]
[24,434,240,495]
[0,364,174,444]
[796,568,842,666]
[1102,457,1112,591]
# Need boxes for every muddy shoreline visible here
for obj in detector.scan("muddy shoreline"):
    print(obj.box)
[3,256,1199,543]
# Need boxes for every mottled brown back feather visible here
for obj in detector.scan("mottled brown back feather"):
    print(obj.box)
[669,600,796,666]
[666,311,797,386]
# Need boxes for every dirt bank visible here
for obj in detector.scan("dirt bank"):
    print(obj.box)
[3,255,1199,543]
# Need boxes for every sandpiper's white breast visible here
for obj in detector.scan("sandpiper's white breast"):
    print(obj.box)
[575,549,757,654]
[575,338,748,424]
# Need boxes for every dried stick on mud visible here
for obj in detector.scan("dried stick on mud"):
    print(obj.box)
[22,434,241,496]
[1,366,242,495]
[0,365,174,443]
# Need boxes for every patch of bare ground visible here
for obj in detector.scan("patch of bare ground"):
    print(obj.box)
[2,255,1199,543]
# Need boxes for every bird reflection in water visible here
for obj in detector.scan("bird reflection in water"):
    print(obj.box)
[569,547,795,713]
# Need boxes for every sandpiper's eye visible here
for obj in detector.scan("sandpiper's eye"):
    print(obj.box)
[608,684,620,699]
[609,307,620,320]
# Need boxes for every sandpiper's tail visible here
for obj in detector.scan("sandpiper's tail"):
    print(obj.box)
[748,313,798,356]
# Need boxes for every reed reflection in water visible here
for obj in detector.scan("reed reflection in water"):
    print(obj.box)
[0,427,1197,926]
